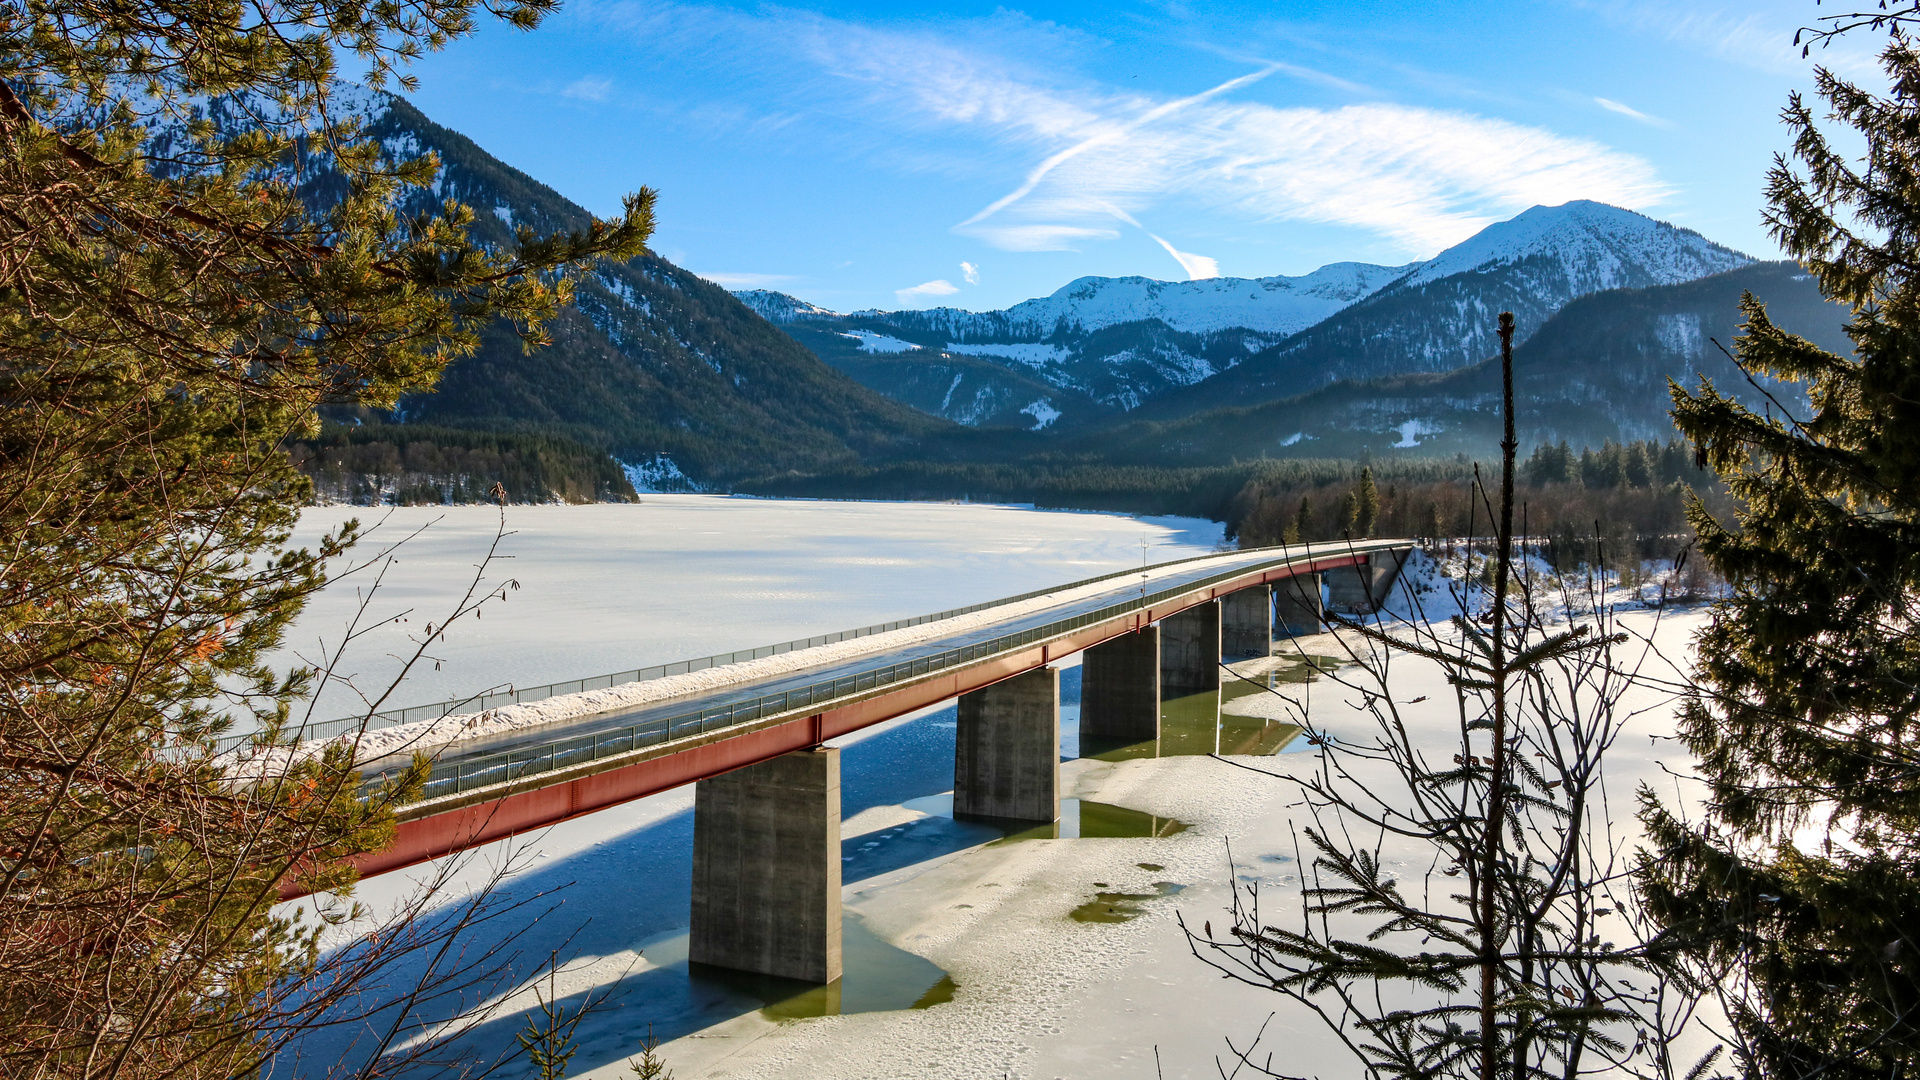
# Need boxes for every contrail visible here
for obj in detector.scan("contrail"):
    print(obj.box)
[956,64,1280,229]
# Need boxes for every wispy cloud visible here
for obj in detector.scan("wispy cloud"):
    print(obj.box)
[564,76,614,102]
[978,224,1119,252]
[588,3,1671,258]
[895,279,960,304]
[795,23,1668,254]
[951,90,1668,253]
[1595,96,1674,127]
[1579,1,1880,77]
[697,271,794,288]
[960,261,980,284]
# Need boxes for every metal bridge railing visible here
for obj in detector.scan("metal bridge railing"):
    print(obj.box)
[363,539,1409,804]
[217,539,1381,755]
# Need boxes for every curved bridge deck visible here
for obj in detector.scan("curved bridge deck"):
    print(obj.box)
[342,539,1411,886]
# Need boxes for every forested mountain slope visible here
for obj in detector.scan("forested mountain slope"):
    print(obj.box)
[291,92,956,489]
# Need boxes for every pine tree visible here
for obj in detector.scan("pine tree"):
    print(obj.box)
[1294,495,1314,543]
[1354,466,1380,537]
[0,0,652,1071]
[1640,36,1920,1080]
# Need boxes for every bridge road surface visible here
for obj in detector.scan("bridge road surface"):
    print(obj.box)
[322,539,1412,893]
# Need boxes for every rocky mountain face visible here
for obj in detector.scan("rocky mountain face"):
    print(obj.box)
[745,201,1752,430]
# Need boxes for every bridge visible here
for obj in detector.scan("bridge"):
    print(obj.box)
[322,539,1413,986]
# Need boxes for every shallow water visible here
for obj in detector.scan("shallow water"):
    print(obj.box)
[632,913,953,1023]
[1068,881,1187,924]
[900,792,1188,840]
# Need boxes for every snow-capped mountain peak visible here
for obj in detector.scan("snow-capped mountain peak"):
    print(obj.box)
[1400,200,1749,292]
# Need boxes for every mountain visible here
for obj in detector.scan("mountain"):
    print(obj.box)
[744,202,1751,430]
[229,89,958,490]
[1065,261,1848,465]
[1141,201,1753,417]
[739,262,1410,429]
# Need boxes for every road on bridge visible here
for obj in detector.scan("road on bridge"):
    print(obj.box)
[317,539,1411,892]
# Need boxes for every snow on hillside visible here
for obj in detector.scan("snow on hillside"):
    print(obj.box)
[944,341,1070,367]
[734,289,843,323]
[988,261,1411,336]
[839,330,922,354]
[1400,200,1750,291]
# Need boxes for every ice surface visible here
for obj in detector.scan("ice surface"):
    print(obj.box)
[311,522,1259,766]
[270,497,1223,727]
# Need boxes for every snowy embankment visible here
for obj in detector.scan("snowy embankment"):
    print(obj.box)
[313,551,1260,768]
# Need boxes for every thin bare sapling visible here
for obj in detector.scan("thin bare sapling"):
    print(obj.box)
[1185,313,1710,1080]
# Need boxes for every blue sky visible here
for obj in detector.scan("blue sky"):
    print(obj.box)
[390,0,1875,312]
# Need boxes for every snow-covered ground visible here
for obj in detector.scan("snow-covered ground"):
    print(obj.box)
[276,520,1715,1080]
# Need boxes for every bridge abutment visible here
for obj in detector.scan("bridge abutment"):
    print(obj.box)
[1161,600,1222,694]
[1080,627,1160,742]
[1274,573,1324,636]
[1221,585,1272,659]
[955,667,1060,823]
[690,747,842,984]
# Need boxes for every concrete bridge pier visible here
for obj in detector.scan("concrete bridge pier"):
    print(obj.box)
[1328,550,1411,614]
[1274,573,1324,636]
[1080,627,1160,742]
[1161,601,1222,695]
[1221,585,1273,659]
[955,667,1060,823]
[690,747,842,984]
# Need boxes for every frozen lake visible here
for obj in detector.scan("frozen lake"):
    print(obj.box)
[277,501,1706,1080]
[279,496,1224,722]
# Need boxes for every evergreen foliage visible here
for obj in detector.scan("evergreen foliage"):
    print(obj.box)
[1639,38,1920,1080]
[1229,439,1728,568]
[0,0,650,1070]
[1355,466,1380,536]
[289,423,637,505]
